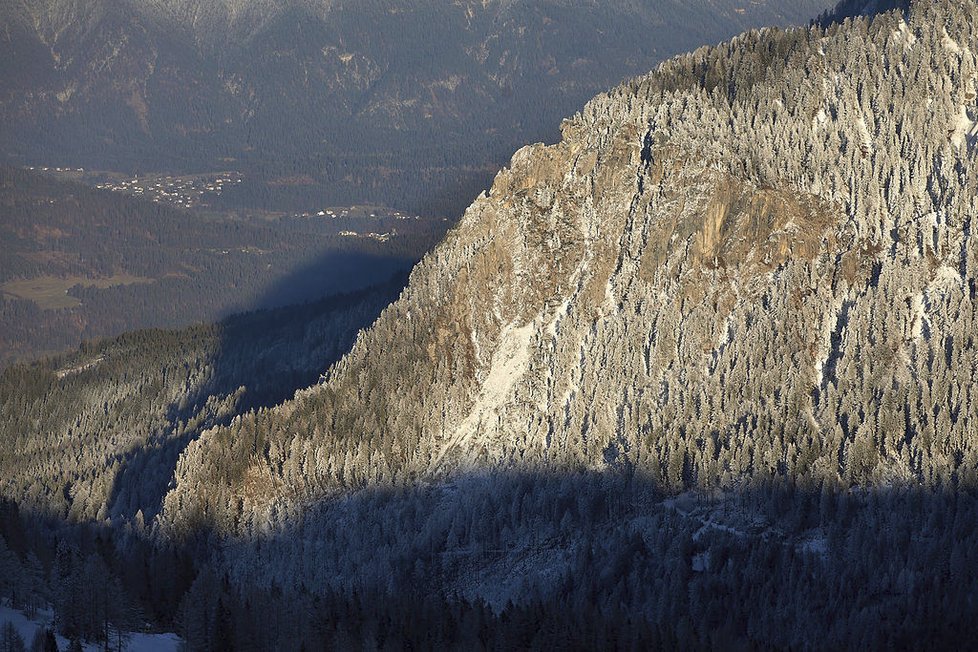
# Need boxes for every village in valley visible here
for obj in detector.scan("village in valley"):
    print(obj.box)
[92,172,244,208]
[28,165,445,243]
[304,207,427,243]
[28,165,243,208]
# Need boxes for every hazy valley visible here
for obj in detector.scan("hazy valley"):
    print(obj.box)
[0,165,444,365]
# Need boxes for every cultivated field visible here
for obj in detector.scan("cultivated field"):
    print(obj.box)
[1,274,153,309]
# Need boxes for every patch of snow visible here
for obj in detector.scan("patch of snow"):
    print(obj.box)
[663,494,748,542]
[433,320,536,469]
[479,322,535,407]
[931,265,963,288]
[798,533,828,557]
[547,297,572,339]
[926,266,964,304]
[691,516,746,542]
[856,115,872,153]
[813,107,828,127]
[55,355,105,379]
[449,543,573,613]
[909,292,926,340]
[0,605,43,649]
[893,20,916,48]
[950,104,978,150]
[943,29,963,54]
[470,327,482,363]
[0,603,182,652]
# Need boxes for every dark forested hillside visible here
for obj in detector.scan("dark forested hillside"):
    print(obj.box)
[0,279,402,642]
[0,166,443,364]
[0,0,833,216]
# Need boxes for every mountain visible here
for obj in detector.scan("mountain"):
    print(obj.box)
[0,0,833,215]
[151,0,975,644]
[4,0,978,647]
[0,278,403,525]
[165,0,978,532]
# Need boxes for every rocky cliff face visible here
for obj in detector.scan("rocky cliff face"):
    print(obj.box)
[159,0,978,538]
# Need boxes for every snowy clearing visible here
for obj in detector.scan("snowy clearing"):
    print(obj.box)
[0,603,181,652]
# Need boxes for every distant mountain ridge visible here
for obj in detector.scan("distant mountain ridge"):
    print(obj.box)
[0,0,834,215]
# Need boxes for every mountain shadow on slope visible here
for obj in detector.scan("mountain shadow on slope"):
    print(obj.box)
[4,470,976,649]
[815,0,911,25]
[0,258,418,632]
[0,260,412,529]
[105,275,410,526]
[208,475,978,650]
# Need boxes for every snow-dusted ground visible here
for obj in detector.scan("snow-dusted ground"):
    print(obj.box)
[448,541,575,612]
[0,603,181,652]
[432,320,536,471]
[950,104,978,150]
[662,493,829,559]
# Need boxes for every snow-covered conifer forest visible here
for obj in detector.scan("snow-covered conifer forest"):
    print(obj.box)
[4,0,978,648]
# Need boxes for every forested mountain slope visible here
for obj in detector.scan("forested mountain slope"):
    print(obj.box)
[144,1,978,644]
[0,0,832,215]
[166,0,978,533]
[0,279,402,525]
